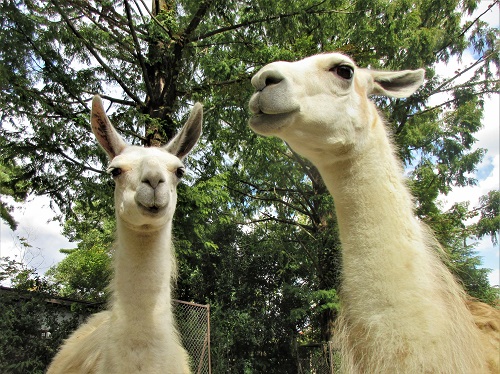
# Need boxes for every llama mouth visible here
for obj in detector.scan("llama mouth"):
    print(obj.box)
[248,112,295,135]
[138,203,166,215]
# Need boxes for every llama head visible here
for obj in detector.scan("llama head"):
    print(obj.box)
[248,52,424,163]
[91,95,202,231]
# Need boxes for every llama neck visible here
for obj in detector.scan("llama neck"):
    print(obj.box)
[314,119,485,372]
[111,220,175,320]
[316,121,455,310]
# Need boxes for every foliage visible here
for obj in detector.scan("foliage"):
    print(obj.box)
[46,246,111,303]
[0,161,29,230]
[474,190,500,245]
[0,258,99,373]
[0,290,58,374]
[46,201,115,303]
[0,0,498,371]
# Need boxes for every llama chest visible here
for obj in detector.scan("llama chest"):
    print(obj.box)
[99,318,188,373]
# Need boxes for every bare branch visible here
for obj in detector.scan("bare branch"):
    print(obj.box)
[435,0,500,57]
[429,52,495,96]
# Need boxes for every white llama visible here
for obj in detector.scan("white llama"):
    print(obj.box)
[47,95,202,374]
[248,52,500,373]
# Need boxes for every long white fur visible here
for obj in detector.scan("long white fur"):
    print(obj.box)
[249,52,500,373]
[47,96,202,374]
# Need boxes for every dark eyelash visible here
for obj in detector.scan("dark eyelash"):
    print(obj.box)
[175,167,185,178]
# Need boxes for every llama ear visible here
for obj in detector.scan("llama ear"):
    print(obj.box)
[164,102,203,159]
[91,95,127,159]
[368,69,425,98]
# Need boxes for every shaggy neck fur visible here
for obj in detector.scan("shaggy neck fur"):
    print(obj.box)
[98,219,181,372]
[316,110,486,373]
[248,52,499,374]
[111,220,174,322]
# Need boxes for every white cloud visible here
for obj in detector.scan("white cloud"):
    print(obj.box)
[0,196,73,282]
[489,269,500,288]
[471,2,499,27]
[474,235,500,287]
[428,4,500,286]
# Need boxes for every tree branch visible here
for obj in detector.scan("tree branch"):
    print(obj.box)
[287,145,322,186]
[229,183,312,218]
[189,4,355,43]
[434,0,499,57]
[123,0,153,98]
[134,0,174,39]
[50,0,143,105]
[410,88,498,118]
[181,0,215,42]
[55,148,105,175]
[433,79,500,94]
[237,179,309,196]
[429,51,494,96]
[187,76,251,94]
[236,213,314,232]
[86,93,136,106]
[13,26,89,111]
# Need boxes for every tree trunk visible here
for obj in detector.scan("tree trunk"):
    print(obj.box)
[144,0,181,146]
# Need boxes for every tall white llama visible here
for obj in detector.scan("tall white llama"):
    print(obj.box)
[248,52,500,373]
[47,95,202,374]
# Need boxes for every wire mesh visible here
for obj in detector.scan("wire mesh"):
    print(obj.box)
[296,342,340,374]
[174,300,211,374]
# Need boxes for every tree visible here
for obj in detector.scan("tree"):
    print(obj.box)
[46,201,114,303]
[0,258,98,374]
[0,161,29,230]
[475,190,500,245]
[1,0,498,371]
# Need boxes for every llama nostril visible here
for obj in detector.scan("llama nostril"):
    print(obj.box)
[265,76,282,86]
[252,69,285,91]
[142,176,165,189]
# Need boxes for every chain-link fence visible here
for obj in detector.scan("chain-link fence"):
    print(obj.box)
[296,342,340,374]
[174,300,211,374]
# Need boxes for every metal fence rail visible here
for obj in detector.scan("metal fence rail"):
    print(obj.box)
[174,300,211,374]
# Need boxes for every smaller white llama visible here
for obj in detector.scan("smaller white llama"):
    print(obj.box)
[47,95,202,374]
[248,52,500,373]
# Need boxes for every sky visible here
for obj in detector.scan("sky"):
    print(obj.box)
[0,3,499,287]
[432,1,500,286]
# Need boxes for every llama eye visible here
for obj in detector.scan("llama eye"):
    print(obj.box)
[109,168,122,178]
[175,167,185,179]
[332,65,354,80]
